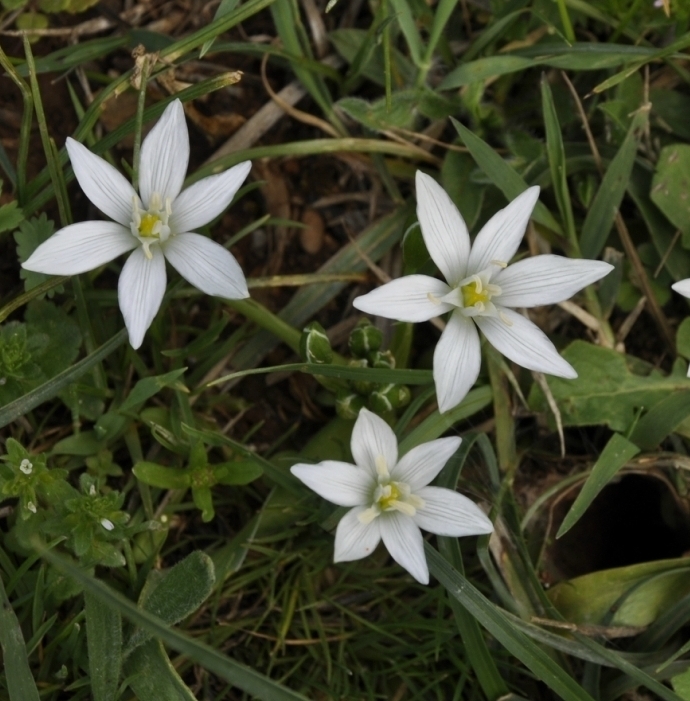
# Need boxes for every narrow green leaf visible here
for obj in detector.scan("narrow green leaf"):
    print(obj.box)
[592,32,690,94]
[541,76,576,246]
[629,391,690,450]
[199,0,240,57]
[207,362,432,388]
[85,591,122,701]
[119,368,188,414]
[580,109,647,259]
[451,119,563,234]
[399,385,492,452]
[388,0,423,66]
[0,574,41,701]
[427,546,597,701]
[0,329,127,429]
[41,549,309,701]
[556,433,640,538]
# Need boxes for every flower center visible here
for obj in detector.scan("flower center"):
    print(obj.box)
[461,278,491,308]
[358,454,425,524]
[442,268,503,319]
[131,192,172,259]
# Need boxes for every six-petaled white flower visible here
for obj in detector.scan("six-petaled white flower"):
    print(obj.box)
[353,171,613,413]
[22,99,251,349]
[290,408,493,584]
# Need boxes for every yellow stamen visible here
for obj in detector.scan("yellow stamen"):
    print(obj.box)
[139,213,161,238]
[461,278,490,308]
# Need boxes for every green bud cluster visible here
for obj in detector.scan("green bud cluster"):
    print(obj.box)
[337,319,411,419]
[300,321,333,364]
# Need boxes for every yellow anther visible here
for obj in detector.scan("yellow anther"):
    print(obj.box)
[375,454,389,479]
[461,279,490,308]
[138,213,161,238]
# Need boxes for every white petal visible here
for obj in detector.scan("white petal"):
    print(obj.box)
[352,276,452,322]
[475,308,577,378]
[379,512,428,584]
[118,246,166,350]
[351,408,398,477]
[433,312,482,413]
[290,461,372,506]
[66,139,139,226]
[139,100,189,207]
[22,221,137,275]
[334,506,381,562]
[416,171,470,286]
[494,255,613,307]
[468,187,540,274]
[392,437,462,491]
[170,161,251,233]
[672,278,690,298]
[414,486,493,537]
[163,233,248,299]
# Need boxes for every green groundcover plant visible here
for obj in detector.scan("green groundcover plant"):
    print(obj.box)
[2,0,690,700]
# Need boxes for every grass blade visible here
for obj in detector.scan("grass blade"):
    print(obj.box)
[0,574,41,701]
[452,118,563,235]
[556,433,640,538]
[427,545,597,701]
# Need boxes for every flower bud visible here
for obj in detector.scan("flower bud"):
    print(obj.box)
[368,384,411,413]
[335,389,366,419]
[369,350,395,369]
[349,319,382,358]
[348,358,374,395]
[300,321,333,364]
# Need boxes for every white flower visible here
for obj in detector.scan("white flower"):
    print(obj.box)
[353,171,613,413]
[23,99,251,349]
[290,408,493,584]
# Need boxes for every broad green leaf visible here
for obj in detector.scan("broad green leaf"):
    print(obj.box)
[133,462,191,490]
[42,550,309,701]
[529,341,690,433]
[651,145,690,248]
[651,89,690,141]
[124,550,215,656]
[452,119,563,235]
[672,667,690,700]
[124,639,196,701]
[556,433,640,538]
[85,591,122,701]
[0,575,41,701]
[440,55,533,89]
[580,109,648,259]
[548,558,690,627]
[14,216,60,294]
[337,93,418,131]
[215,460,263,485]
[0,200,23,234]
[119,368,188,414]
[124,640,196,701]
